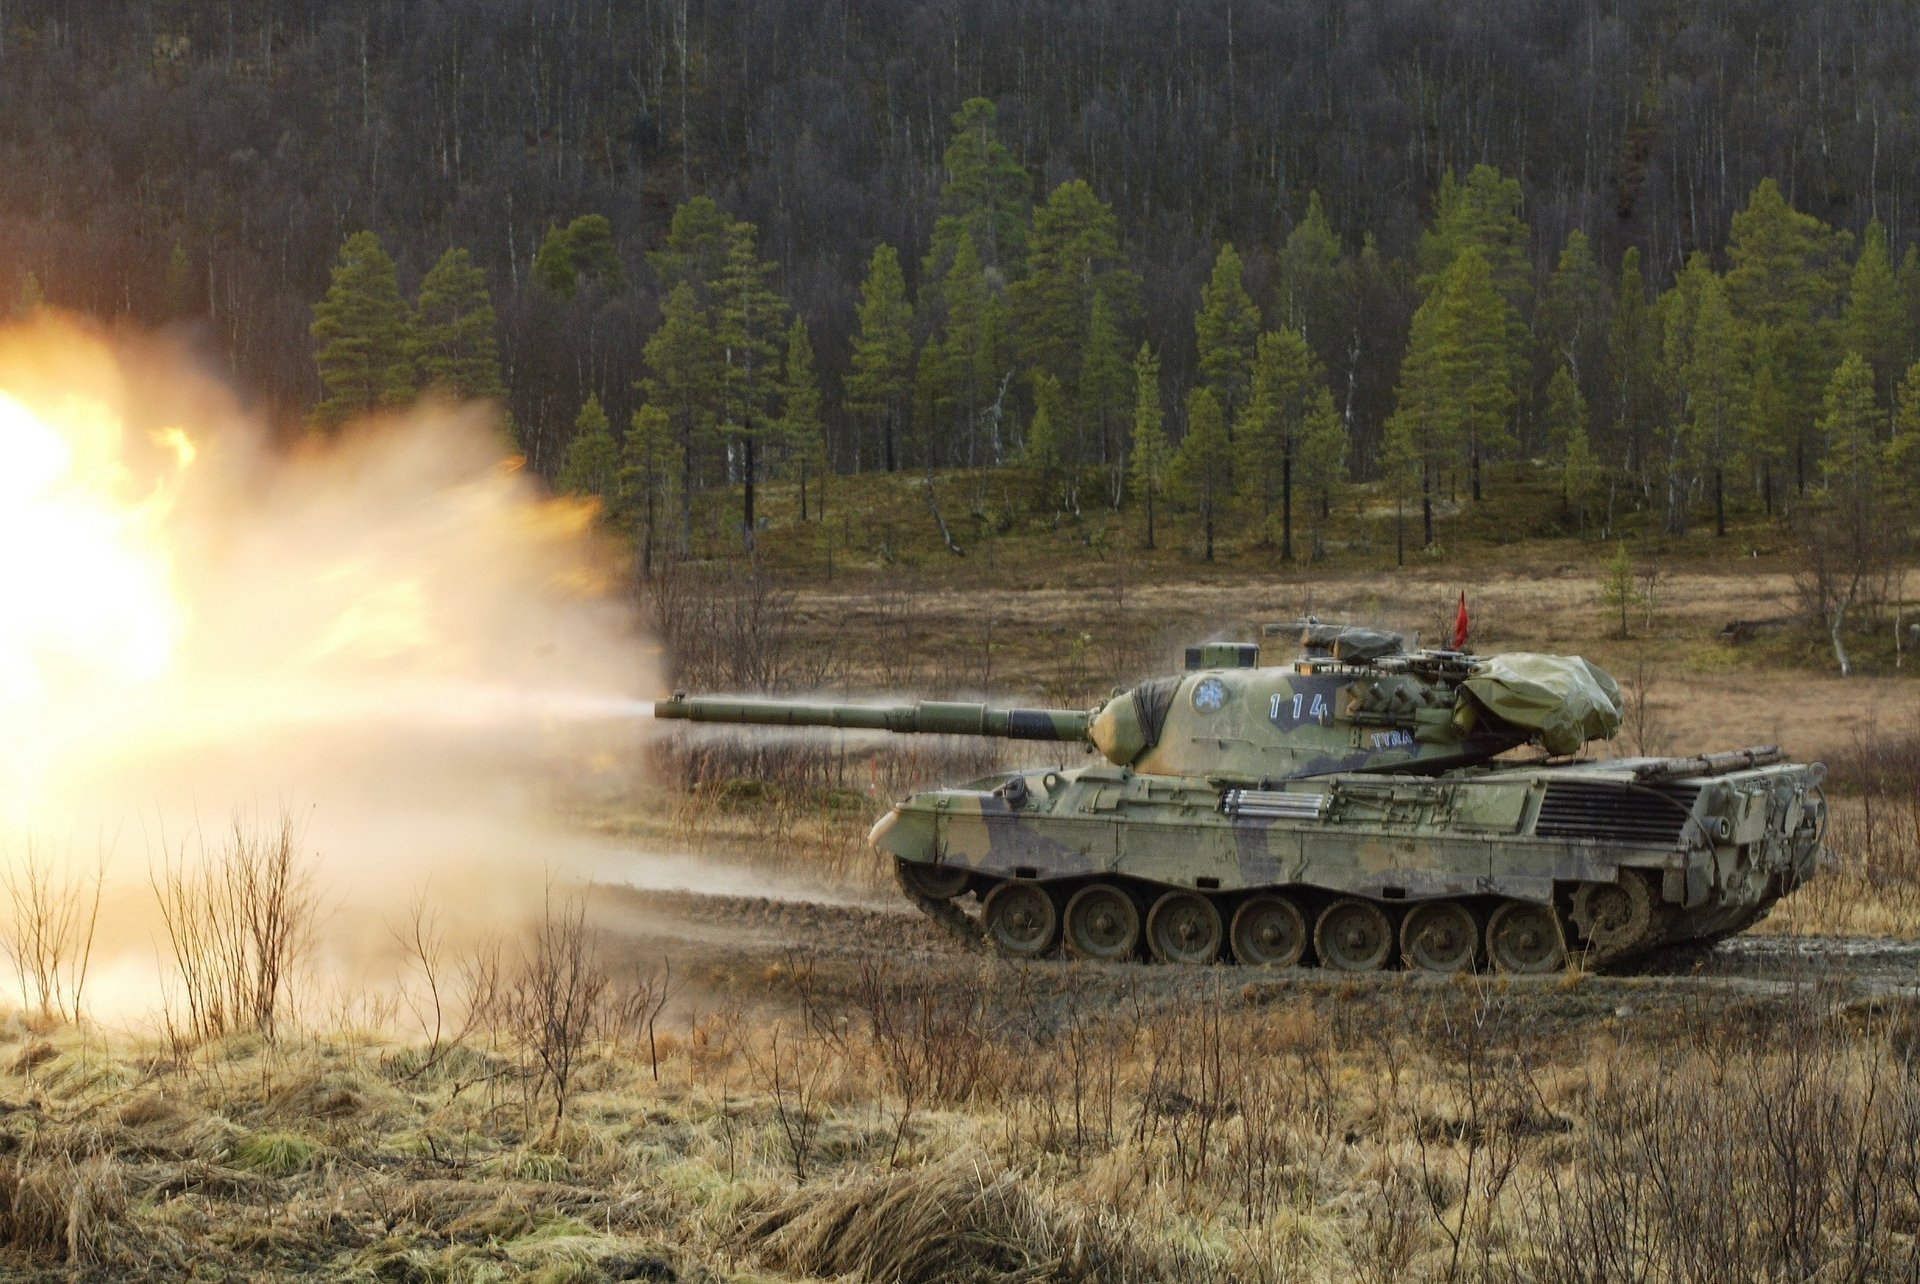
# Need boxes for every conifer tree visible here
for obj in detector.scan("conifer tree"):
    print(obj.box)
[1237,328,1318,558]
[1195,243,1260,428]
[640,281,723,550]
[1724,179,1851,491]
[919,232,1010,466]
[1385,277,1459,549]
[1537,229,1611,428]
[1417,165,1530,302]
[1277,192,1342,336]
[1295,385,1348,559]
[846,244,914,471]
[1012,180,1139,394]
[1444,249,1518,503]
[621,405,681,582]
[1889,361,1920,518]
[1682,270,1744,537]
[1081,290,1131,506]
[414,247,505,400]
[557,394,618,500]
[1127,343,1170,550]
[533,214,624,297]
[715,220,787,546]
[1608,247,1661,482]
[1022,374,1063,513]
[1843,219,1908,407]
[649,197,735,306]
[1545,365,1597,534]
[926,99,1030,278]
[778,317,827,521]
[1172,387,1233,561]
[311,230,416,427]
[1812,352,1886,673]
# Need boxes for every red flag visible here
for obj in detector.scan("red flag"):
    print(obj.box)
[1450,591,1470,651]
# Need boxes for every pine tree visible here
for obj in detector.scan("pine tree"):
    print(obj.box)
[1537,229,1611,432]
[532,214,624,298]
[1295,385,1348,559]
[1022,374,1063,513]
[1843,219,1908,407]
[1545,365,1596,534]
[1385,277,1460,549]
[1744,326,1793,516]
[621,404,681,581]
[1724,179,1851,492]
[640,282,723,551]
[1813,352,1887,674]
[648,197,735,306]
[1601,541,1639,638]
[557,394,618,500]
[846,244,915,472]
[1682,269,1744,537]
[1237,328,1318,558]
[1011,180,1140,394]
[919,232,1010,467]
[310,230,416,427]
[1127,343,1170,550]
[1417,165,1531,302]
[1277,192,1342,338]
[1173,387,1233,561]
[1081,290,1131,506]
[414,247,505,400]
[1444,249,1518,502]
[1195,243,1260,428]
[715,220,787,547]
[1889,360,1920,510]
[926,99,1030,278]
[1608,247,1662,483]
[778,317,827,522]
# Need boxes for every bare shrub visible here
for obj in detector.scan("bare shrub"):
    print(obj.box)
[507,884,607,1134]
[0,841,104,1023]
[602,956,674,1081]
[150,810,318,1047]
[647,556,839,693]
[1618,656,1674,758]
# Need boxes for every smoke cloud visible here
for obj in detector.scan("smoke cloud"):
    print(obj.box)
[0,318,659,1021]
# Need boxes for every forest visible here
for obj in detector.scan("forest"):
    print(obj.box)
[6,0,1920,583]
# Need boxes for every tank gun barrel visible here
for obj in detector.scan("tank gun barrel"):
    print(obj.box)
[1631,745,1790,783]
[654,694,1092,742]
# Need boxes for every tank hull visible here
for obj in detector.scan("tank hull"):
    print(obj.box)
[875,756,1825,970]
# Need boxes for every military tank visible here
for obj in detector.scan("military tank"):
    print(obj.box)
[653,623,1826,973]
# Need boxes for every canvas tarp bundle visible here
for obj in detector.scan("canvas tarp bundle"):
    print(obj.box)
[1462,654,1623,755]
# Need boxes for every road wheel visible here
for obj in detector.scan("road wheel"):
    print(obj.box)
[1314,899,1394,971]
[1487,901,1566,974]
[1146,890,1224,964]
[1063,884,1141,961]
[983,882,1058,958]
[1230,895,1309,968]
[897,858,968,901]
[1400,901,1479,974]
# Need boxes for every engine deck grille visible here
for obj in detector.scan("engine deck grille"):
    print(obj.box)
[1534,780,1698,848]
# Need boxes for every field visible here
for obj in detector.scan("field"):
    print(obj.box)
[7,469,1920,1283]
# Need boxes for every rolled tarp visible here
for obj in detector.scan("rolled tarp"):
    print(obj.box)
[1460,653,1623,755]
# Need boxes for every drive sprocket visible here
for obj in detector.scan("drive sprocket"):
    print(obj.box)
[1570,872,1658,956]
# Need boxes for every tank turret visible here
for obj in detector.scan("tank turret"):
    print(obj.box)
[651,623,1825,974]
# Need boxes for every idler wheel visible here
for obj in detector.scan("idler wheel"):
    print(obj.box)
[1569,873,1657,954]
[1063,884,1141,961]
[1487,901,1566,974]
[983,882,1058,958]
[1146,890,1224,964]
[1400,901,1479,974]
[898,858,969,901]
[1314,899,1394,972]
[1230,895,1309,968]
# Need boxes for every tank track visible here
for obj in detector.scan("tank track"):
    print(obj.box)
[893,860,984,951]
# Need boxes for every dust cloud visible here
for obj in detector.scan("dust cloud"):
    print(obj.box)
[0,317,661,1020]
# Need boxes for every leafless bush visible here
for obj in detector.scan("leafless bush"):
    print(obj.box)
[0,841,104,1023]
[1618,656,1673,758]
[647,556,840,693]
[602,957,675,1082]
[149,810,318,1048]
[507,884,607,1134]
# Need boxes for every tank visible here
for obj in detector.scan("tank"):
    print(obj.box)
[653,624,1827,973]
